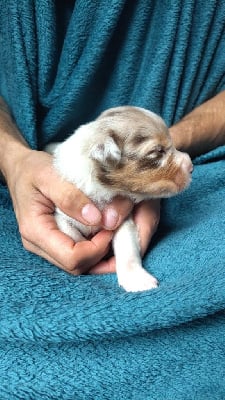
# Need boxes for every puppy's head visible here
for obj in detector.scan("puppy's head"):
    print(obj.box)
[88,106,193,200]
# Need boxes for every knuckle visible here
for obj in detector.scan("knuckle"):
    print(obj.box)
[65,261,82,275]
[21,236,31,251]
[57,185,89,215]
[63,249,88,274]
[62,253,80,273]
[19,222,30,241]
[152,214,160,229]
[145,215,159,237]
[58,189,76,213]
[64,260,76,272]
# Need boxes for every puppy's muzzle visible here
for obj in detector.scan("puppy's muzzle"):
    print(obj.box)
[174,150,193,188]
[179,152,193,174]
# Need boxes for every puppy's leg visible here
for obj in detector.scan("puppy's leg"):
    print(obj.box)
[55,209,86,242]
[113,218,158,292]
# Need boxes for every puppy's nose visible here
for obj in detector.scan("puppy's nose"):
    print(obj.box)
[181,153,193,174]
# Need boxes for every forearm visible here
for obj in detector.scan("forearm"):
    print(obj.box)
[0,97,30,183]
[170,91,225,158]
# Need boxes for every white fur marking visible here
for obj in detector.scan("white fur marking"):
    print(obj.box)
[113,219,158,292]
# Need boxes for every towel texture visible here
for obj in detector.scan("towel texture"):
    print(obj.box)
[0,1,225,398]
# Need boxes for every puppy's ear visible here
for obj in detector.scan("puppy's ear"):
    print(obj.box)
[90,135,121,165]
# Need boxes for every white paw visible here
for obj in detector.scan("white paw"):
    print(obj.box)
[118,268,158,293]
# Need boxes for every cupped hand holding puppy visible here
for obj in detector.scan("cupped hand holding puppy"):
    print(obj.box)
[1,129,159,274]
[0,99,160,275]
[3,147,131,274]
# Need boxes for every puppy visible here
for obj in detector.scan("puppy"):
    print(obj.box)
[45,106,193,292]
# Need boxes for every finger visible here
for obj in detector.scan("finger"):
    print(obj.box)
[89,256,116,274]
[36,153,102,226]
[23,235,112,275]
[23,230,113,275]
[70,231,113,273]
[102,196,133,230]
[22,237,73,271]
[21,214,113,274]
[133,199,160,256]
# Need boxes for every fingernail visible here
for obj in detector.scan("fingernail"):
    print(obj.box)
[103,208,119,229]
[81,204,102,225]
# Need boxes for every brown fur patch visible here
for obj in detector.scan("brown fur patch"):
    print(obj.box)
[96,154,186,197]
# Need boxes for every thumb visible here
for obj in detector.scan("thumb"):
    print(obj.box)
[36,153,102,226]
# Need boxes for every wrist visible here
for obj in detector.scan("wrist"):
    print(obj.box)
[170,91,225,158]
[169,124,185,151]
[0,98,31,185]
[169,120,194,153]
[0,135,31,186]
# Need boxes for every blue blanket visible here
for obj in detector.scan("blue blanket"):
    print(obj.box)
[1,1,225,398]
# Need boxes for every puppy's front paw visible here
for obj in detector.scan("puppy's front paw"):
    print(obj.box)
[118,268,158,293]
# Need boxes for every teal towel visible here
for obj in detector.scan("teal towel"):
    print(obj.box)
[1,1,225,147]
[1,1,225,398]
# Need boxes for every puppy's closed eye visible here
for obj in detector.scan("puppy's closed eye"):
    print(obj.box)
[132,134,149,145]
[146,145,166,159]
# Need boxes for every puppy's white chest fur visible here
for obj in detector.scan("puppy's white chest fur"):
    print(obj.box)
[46,106,192,292]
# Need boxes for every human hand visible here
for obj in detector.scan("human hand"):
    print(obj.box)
[6,148,133,274]
[89,199,160,274]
